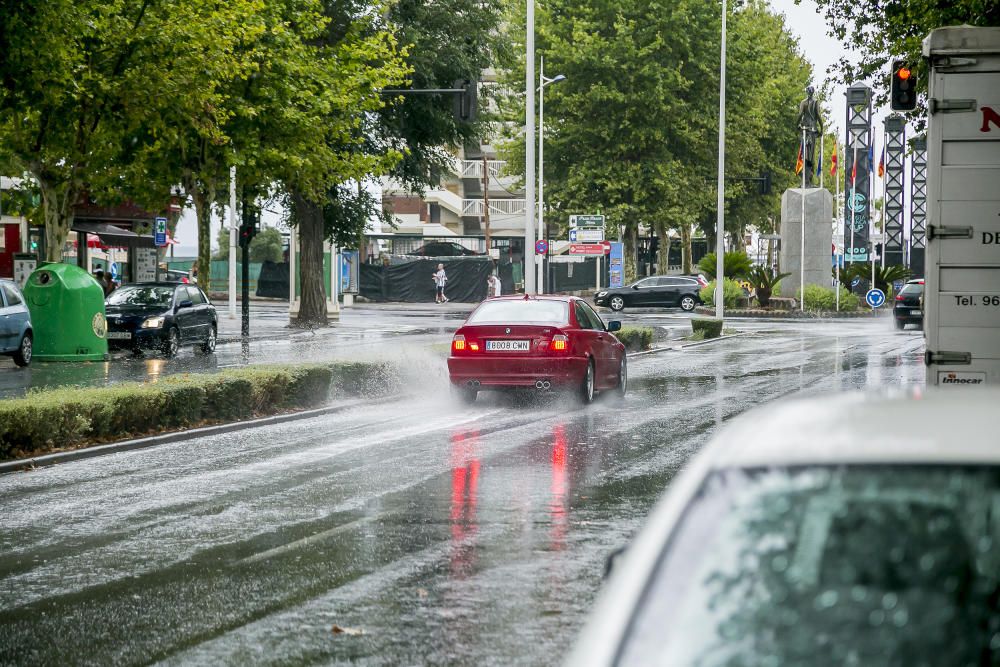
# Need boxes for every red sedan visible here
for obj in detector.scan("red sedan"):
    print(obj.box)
[448,295,627,404]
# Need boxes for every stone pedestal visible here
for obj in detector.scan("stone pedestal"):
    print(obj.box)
[780,187,833,299]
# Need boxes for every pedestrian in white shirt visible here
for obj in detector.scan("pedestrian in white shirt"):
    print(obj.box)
[433,263,448,303]
[486,273,502,298]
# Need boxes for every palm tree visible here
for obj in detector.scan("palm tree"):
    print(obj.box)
[746,265,791,307]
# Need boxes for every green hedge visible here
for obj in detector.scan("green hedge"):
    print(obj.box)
[616,326,653,352]
[699,279,745,308]
[796,284,860,312]
[691,317,724,339]
[0,363,378,461]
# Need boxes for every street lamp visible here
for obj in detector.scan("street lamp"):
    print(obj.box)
[537,56,566,294]
[714,0,727,319]
[524,0,536,294]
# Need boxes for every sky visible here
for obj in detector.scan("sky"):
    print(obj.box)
[171,0,889,256]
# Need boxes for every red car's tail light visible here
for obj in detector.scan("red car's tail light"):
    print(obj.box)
[551,334,569,352]
[469,341,480,352]
[453,335,466,352]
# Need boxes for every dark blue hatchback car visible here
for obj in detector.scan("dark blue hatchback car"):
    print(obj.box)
[0,279,32,366]
[105,283,217,357]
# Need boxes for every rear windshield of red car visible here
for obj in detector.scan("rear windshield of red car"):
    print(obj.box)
[467,300,569,325]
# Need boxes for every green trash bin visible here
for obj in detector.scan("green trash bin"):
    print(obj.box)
[23,263,108,362]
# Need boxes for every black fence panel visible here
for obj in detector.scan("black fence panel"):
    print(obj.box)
[256,261,289,298]
[360,257,493,303]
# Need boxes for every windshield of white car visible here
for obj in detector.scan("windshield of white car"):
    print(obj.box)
[106,286,175,307]
[617,464,1000,666]
[467,300,569,325]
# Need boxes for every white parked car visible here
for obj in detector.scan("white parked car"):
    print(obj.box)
[568,390,1000,666]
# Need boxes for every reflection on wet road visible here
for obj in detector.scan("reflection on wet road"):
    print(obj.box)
[0,320,925,665]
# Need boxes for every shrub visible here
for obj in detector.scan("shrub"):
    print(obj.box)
[616,326,653,352]
[691,317,723,339]
[699,279,744,308]
[0,362,388,461]
[797,284,859,311]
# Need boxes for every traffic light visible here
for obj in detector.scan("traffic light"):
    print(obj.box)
[890,61,917,111]
[239,201,260,248]
[758,171,772,195]
[452,79,478,122]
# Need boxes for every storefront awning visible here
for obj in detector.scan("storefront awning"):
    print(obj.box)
[71,222,156,248]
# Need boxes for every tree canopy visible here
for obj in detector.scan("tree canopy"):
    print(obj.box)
[805,0,1000,120]
[501,0,814,280]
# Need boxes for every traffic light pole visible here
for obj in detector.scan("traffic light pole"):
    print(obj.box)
[242,244,250,357]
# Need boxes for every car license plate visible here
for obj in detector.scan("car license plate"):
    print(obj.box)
[912,310,921,316]
[486,339,529,352]
[107,332,132,340]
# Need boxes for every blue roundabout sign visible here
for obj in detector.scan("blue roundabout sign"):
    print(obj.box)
[865,288,886,309]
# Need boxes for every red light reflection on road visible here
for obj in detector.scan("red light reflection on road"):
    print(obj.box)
[449,429,480,578]
[550,423,568,550]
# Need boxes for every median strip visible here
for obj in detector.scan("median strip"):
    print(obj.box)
[0,361,397,466]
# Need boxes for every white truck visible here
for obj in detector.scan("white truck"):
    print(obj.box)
[923,26,1000,387]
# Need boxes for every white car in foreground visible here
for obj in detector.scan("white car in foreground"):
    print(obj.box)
[569,390,1000,666]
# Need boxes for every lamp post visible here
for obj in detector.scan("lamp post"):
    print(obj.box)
[714,0,727,319]
[524,0,536,294]
[537,56,566,294]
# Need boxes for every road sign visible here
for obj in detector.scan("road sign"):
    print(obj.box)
[568,228,604,243]
[535,239,549,255]
[568,243,605,255]
[154,216,168,247]
[110,262,119,280]
[609,242,624,288]
[851,277,861,288]
[865,288,886,309]
[569,214,605,229]
[600,240,612,254]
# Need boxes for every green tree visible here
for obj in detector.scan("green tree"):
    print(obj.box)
[500,0,814,282]
[289,0,506,325]
[0,0,256,262]
[806,0,999,123]
[214,226,283,263]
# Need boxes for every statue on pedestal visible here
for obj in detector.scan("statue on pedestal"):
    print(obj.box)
[797,86,822,186]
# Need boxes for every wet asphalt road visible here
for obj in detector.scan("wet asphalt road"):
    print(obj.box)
[0,319,925,666]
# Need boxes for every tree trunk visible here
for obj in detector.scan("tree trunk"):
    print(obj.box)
[36,175,76,263]
[681,224,693,275]
[191,186,214,294]
[655,220,669,275]
[623,224,638,283]
[292,192,328,326]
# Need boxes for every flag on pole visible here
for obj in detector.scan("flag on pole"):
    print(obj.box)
[868,143,875,172]
[815,147,822,179]
[877,147,885,178]
[830,143,838,176]
[795,144,803,175]
[851,153,857,187]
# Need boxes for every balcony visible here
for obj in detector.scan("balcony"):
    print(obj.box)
[456,159,508,180]
[461,198,525,217]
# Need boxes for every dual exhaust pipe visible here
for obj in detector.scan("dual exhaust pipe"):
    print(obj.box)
[465,379,551,390]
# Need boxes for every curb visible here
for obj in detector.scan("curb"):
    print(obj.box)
[0,398,375,475]
[630,332,748,357]
[693,306,891,319]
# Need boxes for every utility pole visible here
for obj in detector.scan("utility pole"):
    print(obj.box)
[482,156,491,251]
[228,166,237,319]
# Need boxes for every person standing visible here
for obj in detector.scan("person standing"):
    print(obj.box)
[433,263,448,303]
[486,273,502,298]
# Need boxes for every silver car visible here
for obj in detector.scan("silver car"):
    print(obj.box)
[0,278,32,366]
[569,390,1000,666]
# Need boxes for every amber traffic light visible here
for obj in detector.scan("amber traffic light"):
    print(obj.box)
[890,60,917,111]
